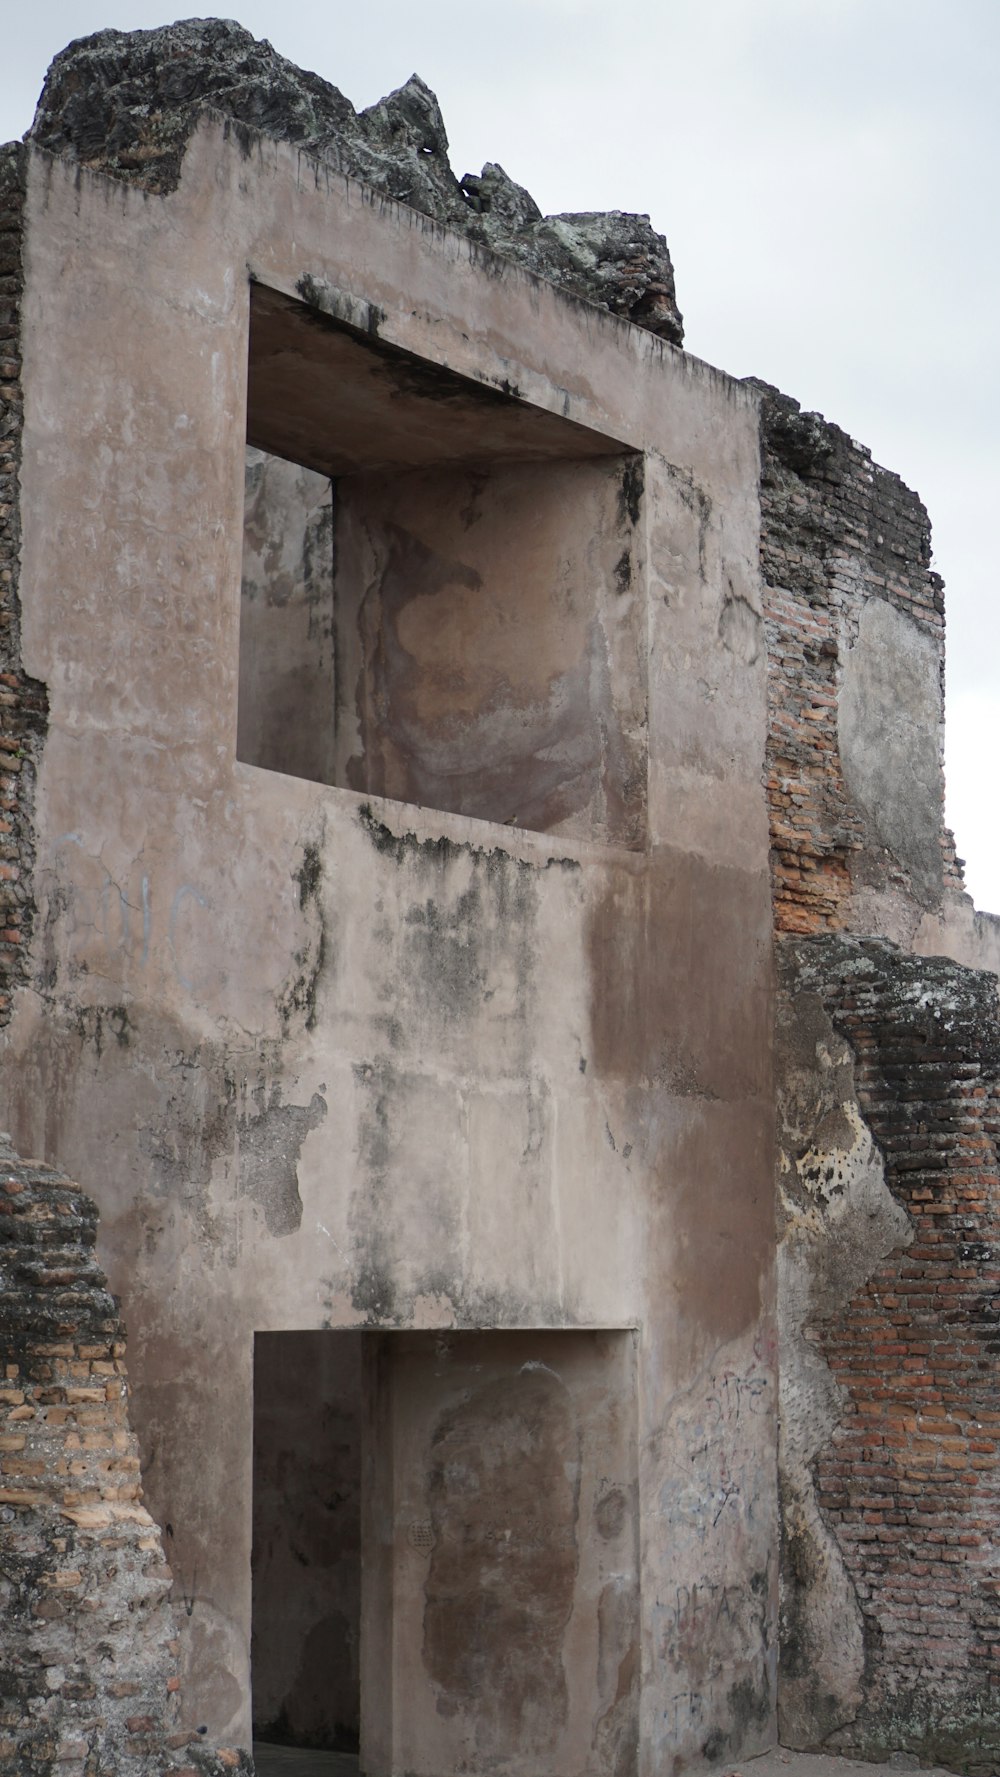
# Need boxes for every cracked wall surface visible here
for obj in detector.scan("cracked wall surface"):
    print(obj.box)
[0,32,774,1775]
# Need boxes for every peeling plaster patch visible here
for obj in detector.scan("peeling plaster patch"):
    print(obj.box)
[358,802,579,877]
[238,1084,327,1237]
[838,597,943,907]
[719,588,762,666]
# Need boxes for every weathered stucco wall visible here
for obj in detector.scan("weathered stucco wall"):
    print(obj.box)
[238,448,336,789]
[332,456,647,844]
[0,106,776,1775]
[5,24,1000,1776]
[363,1331,640,1777]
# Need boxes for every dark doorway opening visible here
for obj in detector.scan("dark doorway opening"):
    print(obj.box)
[252,1330,363,1755]
[251,1326,639,1776]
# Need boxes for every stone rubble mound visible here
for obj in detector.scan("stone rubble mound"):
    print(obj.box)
[26,17,683,345]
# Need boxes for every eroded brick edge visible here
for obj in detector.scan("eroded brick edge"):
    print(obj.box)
[0,144,48,1030]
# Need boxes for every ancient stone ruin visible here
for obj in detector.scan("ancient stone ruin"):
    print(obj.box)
[0,18,998,1777]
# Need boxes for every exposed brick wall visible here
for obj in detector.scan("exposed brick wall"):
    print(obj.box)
[0,1134,251,1776]
[756,384,963,934]
[0,144,47,1027]
[782,937,1000,1771]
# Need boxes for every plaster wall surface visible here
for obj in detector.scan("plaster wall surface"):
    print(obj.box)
[239,448,336,789]
[1,118,775,1772]
[332,455,647,844]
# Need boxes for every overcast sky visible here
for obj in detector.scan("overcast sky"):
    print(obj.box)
[3,2,998,908]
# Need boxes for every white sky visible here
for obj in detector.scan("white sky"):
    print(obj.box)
[2,2,998,909]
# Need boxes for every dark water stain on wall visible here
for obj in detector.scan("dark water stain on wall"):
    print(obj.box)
[586,849,770,1102]
[422,1366,580,1756]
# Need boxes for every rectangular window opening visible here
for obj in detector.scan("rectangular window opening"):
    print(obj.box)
[238,283,648,848]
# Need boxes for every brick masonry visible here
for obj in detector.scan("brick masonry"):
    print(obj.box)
[0,145,47,1030]
[777,940,1000,1772]
[765,378,1000,1769]
[0,1135,251,1776]
[757,383,964,935]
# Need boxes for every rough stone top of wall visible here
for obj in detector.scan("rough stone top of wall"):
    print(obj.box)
[25,16,684,346]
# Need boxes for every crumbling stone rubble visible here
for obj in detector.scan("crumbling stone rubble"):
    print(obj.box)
[0,146,47,1030]
[0,1135,250,1776]
[27,18,683,346]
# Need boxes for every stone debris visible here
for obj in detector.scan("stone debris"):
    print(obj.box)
[26,18,683,345]
[0,1133,251,1775]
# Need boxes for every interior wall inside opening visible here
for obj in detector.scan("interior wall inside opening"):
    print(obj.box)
[238,284,647,846]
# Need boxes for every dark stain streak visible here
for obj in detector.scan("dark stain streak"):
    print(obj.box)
[294,841,322,910]
[280,838,330,1034]
[423,1367,579,1753]
[614,549,632,594]
[619,456,644,528]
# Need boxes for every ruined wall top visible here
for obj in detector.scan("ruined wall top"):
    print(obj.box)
[25,16,683,346]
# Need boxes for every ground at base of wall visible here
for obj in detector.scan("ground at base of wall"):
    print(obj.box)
[250,1749,960,1777]
[726,1751,959,1777]
[253,1747,358,1776]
